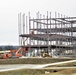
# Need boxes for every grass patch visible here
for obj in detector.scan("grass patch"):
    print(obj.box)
[42,68,76,75]
[0,58,74,64]
[0,69,62,75]
[0,68,76,75]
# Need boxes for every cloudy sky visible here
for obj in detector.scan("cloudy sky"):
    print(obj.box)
[0,0,76,45]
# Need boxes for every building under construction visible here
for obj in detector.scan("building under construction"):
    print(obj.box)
[18,12,76,57]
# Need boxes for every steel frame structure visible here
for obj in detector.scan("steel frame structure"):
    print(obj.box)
[18,12,76,57]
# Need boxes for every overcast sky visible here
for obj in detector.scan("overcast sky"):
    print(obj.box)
[0,0,76,45]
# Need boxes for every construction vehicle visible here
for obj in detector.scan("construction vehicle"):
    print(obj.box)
[0,46,27,59]
[0,50,12,59]
[0,48,25,59]
[41,51,52,58]
[15,46,26,57]
[0,38,28,59]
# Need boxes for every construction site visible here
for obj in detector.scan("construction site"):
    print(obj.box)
[18,11,76,58]
[0,12,76,75]
[1,11,76,58]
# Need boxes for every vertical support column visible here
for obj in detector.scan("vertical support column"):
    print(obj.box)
[60,13,63,51]
[36,12,39,45]
[43,15,46,45]
[26,16,28,34]
[33,18,34,45]
[26,16,28,45]
[71,23,72,54]
[71,24,73,54]
[40,13,42,45]
[61,14,62,45]
[18,13,22,46]
[49,12,52,56]
[29,12,31,45]
[71,23,73,50]
[63,15,65,36]
[63,15,65,55]
[47,11,49,53]
[52,13,54,45]
[32,18,35,56]
[36,12,39,55]
[61,14,64,55]
[68,17,70,49]
[47,11,49,45]
[55,12,58,53]
[28,12,31,56]
[22,14,25,46]
[50,12,51,45]
[38,12,41,56]
[18,13,20,46]
[55,12,57,29]
[23,14,25,34]
[66,16,68,55]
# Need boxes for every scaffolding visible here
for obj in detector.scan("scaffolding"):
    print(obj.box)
[18,12,76,57]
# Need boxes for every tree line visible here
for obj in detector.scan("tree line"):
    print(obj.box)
[0,45,19,51]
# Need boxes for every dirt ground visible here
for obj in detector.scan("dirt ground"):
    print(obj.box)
[0,58,76,75]
[0,68,76,75]
[0,58,75,64]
